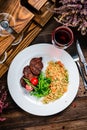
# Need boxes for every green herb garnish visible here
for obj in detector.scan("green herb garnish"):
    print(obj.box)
[24,72,51,98]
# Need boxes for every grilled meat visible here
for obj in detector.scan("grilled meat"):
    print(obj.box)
[20,76,26,88]
[30,57,43,75]
[23,65,37,80]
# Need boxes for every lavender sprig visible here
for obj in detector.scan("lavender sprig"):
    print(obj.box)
[0,86,8,121]
[52,0,87,35]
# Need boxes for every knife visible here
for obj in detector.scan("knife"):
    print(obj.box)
[70,52,87,89]
[76,40,87,75]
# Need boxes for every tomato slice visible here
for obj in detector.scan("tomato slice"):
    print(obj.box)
[30,77,38,86]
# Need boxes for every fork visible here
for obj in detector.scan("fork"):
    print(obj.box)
[73,54,87,90]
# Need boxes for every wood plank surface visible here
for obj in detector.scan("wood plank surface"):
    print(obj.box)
[0,0,34,56]
[0,36,15,56]
[0,0,34,33]
[28,0,47,11]
[0,16,87,130]
[34,3,54,27]
[0,22,41,78]
[0,90,87,129]
[0,0,54,77]
[52,0,56,2]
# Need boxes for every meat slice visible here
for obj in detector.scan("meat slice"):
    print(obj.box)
[23,65,37,80]
[30,57,42,66]
[20,57,43,89]
[30,57,43,75]
[30,65,41,75]
[34,62,43,71]
[20,76,26,88]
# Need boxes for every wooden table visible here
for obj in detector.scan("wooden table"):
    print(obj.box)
[0,17,87,129]
[0,0,87,130]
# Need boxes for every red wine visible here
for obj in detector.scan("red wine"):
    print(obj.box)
[55,30,71,45]
[52,26,74,49]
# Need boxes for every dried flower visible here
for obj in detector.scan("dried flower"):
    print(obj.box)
[49,0,87,35]
[0,86,8,121]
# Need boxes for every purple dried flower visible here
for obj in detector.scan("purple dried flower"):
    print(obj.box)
[52,0,87,35]
[0,86,8,121]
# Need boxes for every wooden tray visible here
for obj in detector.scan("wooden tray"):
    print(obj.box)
[28,0,47,11]
[0,0,55,78]
[0,0,34,56]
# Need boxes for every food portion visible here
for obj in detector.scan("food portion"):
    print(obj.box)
[20,57,69,104]
[20,57,51,97]
[30,57,43,75]
[23,66,38,81]
[42,61,69,104]
[30,72,51,97]
[22,57,43,80]
[20,57,43,87]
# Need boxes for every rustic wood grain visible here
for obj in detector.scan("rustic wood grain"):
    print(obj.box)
[34,2,55,27]
[0,17,87,129]
[0,0,34,33]
[8,119,87,130]
[0,95,87,130]
[0,0,54,77]
[0,1,87,129]
[0,0,34,56]
[0,36,15,56]
[28,0,47,11]
[51,0,56,3]
[0,22,41,78]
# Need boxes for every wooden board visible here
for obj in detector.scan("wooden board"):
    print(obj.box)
[0,36,15,56]
[34,3,55,27]
[52,0,56,2]
[0,0,34,33]
[28,0,47,11]
[0,0,55,78]
[0,22,41,77]
[0,0,34,56]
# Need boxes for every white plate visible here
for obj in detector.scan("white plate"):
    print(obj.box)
[7,44,79,116]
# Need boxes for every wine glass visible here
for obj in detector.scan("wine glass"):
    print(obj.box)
[52,26,74,49]
[0,12,15,36]
[0,13,23,64]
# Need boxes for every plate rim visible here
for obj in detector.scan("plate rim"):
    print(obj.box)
[7,43,79,116]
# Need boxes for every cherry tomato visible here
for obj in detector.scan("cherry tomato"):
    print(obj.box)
[30,77,38,86]
[25,84,33,92]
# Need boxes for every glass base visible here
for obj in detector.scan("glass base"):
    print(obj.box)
[0,13,15,36]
